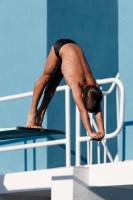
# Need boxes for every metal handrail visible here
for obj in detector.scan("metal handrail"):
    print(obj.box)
[98,78,124,139]
[0,85,71,167]
[0,77,125,167]
[101,73,119,95]
[0,85,68,102]
[76,77,125,166]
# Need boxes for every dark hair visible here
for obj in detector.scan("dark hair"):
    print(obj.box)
[82,85,102,113]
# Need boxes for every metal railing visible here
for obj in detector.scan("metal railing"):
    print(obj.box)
[0,76,125,167]
[76,75,125,166]
[0,85,71,167]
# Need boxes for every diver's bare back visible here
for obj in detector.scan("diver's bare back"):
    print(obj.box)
[59,43,96,88]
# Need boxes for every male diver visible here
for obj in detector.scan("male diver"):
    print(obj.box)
[26,39,105,141]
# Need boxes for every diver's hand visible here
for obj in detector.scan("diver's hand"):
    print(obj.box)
[89,131,104,141]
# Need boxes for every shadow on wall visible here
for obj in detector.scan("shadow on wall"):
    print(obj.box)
[89,186,133,200]
[0,174,8,194]
[47,0,118,167]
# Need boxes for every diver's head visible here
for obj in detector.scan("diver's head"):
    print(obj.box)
[82,85,102,113]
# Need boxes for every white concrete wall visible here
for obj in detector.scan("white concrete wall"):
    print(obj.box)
[0,170,51,193]
[0,164,133,200]
[88,161,133,186]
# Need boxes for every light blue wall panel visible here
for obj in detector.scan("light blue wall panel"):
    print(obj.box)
[0,0,47,128]
[118,0,133,161]
[0,0,48,174]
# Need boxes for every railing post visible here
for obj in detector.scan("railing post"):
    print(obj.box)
[104,94,107,163]
[65,86,71,167]
[89,113,93,165]
[76,106,80,166]
[87,134,90,165]
[114,85,120,162]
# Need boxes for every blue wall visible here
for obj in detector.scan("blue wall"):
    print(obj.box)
[0,0,48,174]
[118,0,133,161]
[47,0,118,166]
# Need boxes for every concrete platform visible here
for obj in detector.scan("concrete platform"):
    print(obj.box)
[0,161,133,200]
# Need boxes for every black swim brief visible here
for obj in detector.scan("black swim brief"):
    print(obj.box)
[53,39,76,57]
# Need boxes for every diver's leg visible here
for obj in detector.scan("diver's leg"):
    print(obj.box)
[26,47,60,128]
[36,61,63,127]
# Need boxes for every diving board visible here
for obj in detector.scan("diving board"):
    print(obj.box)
[0,126,65,141]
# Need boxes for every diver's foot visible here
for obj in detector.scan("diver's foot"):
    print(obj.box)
[26,123,42,129]
[26,112,41,128]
